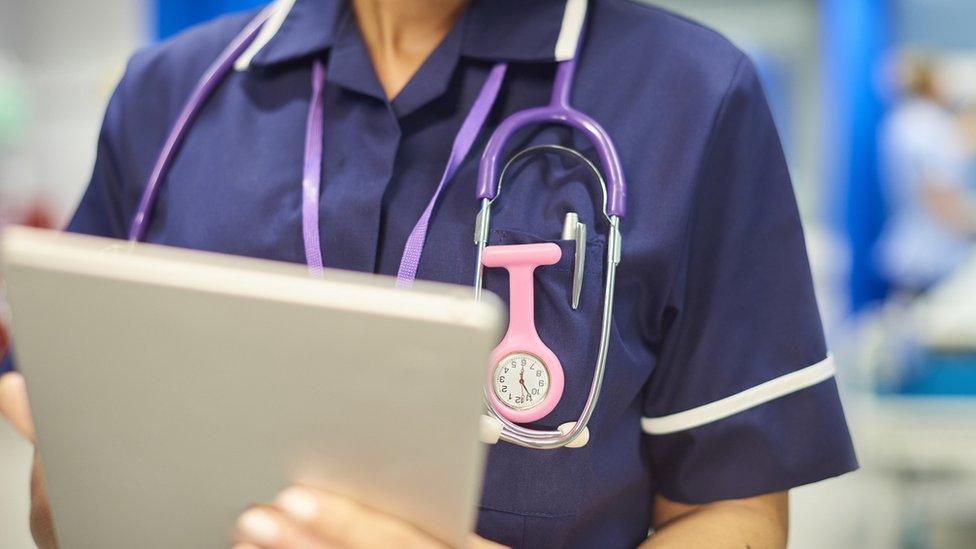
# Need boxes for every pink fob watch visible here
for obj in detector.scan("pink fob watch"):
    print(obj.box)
[482,242,565,424]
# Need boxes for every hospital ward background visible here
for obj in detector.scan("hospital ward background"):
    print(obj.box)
[1,0,975,547]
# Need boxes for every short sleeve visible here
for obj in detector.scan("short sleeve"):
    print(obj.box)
[65,68,133,238]
[0,312,9,373]
[0,349,11,375]
[641,57,857,503]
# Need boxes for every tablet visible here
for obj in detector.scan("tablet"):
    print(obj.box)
[0,226,503,548]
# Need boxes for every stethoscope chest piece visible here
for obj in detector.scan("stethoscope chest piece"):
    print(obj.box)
[482,243,565,423]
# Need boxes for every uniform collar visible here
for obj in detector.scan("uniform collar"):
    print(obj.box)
[462,0,574,62]
[247,0,575,69]
[246,0,344,68]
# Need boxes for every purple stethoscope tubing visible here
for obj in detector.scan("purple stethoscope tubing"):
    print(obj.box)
[128,7,275,242]
[476,59,626,217]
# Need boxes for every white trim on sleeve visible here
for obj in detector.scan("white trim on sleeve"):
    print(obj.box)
[640,356,836,435]
[234,0,297,71]
[554,0,588,61]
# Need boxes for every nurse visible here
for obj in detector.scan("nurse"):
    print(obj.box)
[0,0,857,547]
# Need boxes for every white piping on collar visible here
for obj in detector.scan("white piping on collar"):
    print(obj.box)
[234,0,298,71]
[554,0,588,61]
[641,355,837,435]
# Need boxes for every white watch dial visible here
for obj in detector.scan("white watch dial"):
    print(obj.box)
[492,352,550,411]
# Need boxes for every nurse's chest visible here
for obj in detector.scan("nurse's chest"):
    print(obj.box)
[145,65,666,416]
[141,65,676,527]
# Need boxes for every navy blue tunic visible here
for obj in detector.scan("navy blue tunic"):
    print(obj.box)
[1,0,857,546]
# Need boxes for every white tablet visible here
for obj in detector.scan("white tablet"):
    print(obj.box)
[0,226,503,548]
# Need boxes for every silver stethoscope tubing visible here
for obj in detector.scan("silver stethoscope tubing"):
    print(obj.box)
[475,145,622,449]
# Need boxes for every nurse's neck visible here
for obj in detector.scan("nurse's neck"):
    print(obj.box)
[351,0,469,100]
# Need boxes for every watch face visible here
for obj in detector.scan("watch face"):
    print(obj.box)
[492,352,550,411]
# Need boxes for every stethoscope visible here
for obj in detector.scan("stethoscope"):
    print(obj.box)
[127,0,626,451]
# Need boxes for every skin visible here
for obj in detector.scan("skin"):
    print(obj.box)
[642,493,788,548]
[0,1,791,546]
[227,488,787,548]
[352,0,468,100]
[920,182,976,237]
[0,373,57,549]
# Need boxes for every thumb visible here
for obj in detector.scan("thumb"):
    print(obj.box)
[0,372,35,442]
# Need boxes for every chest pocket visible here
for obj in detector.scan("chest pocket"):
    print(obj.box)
[477,227,606,525]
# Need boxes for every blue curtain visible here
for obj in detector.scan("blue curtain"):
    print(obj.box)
[821,0,890,313]
[153,0,268,40]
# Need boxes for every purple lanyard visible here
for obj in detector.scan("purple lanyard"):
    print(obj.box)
[302,60,507,280]
[129,6,507,285]
[303,61,507,281]
[301,60,327,275]
[393,63,507,286]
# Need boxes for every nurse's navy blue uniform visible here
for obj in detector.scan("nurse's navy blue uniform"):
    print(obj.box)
[1,0,857,546]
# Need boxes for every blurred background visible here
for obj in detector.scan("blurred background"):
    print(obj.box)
[2,0,976,547]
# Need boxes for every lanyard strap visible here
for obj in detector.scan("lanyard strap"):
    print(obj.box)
[394,63,507,286]
[300,61,507,282]
[302,59,327,274]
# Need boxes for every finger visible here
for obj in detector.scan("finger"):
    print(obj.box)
[231,544,264,549]
[31,452,58,549]
[470,534,509,549]
[0,372,35,442]
[274,487,443,549]
[235,505,330,549]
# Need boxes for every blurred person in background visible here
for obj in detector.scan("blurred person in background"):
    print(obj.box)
[876,53,976,296]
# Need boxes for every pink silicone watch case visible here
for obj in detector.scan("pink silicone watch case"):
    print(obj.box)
[482,242,565,423]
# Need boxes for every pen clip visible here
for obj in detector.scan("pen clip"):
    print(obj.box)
[562,212,586,310]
